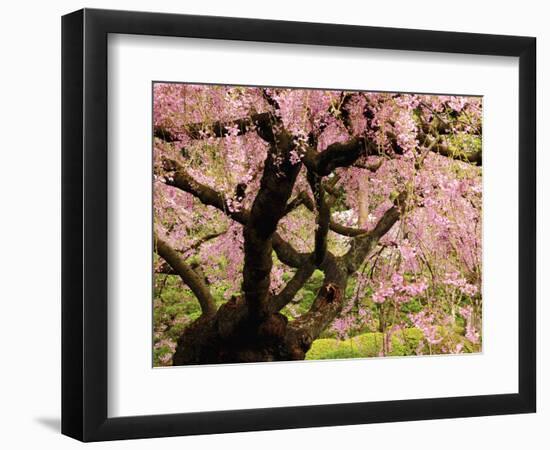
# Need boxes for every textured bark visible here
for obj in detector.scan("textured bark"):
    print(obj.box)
[163,159,250,225]
[172,255,347,365]
[303,137,376,176]
[307,170,330,266]
[158,102,443,365]
[163,158,404,364]
[283,254,348,360]
[242,130,302,315]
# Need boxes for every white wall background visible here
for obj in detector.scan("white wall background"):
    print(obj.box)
[0,1,546,448]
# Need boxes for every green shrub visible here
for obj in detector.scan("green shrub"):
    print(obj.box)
[306,328,424,360]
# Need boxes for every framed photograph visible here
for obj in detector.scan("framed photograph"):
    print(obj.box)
[62,8,536,442]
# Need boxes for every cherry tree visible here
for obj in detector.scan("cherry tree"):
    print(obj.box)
[153,83,482,365]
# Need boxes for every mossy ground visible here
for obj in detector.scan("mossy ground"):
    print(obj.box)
[306,328,424,360]
[154,274,478,365]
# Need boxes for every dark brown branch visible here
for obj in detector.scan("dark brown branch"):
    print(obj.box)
[344,192,407,273]
[261,88,280,110]
[283,191,310,215]
[307,170,330,266]
[179,229,227,254]
[243,132,302,313]
[294,189,370,238]
[185,112,275,144]
[303,137,375,176]
[155,235,217,317]
[154,126,178,143]
[417,106,482,166]
[269,259,316,314]
[272,234,309,268]
[162,158,249,225]
[326,93,483,168]
[163,157,307,270]
[284,254,348,358]
[338,92,355,134]
[419,100,482,135]
[284,186,370,238]
[328,221,369,237]
[429,138,482,166]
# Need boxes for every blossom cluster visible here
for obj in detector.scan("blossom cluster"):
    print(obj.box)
[152,83,483,363]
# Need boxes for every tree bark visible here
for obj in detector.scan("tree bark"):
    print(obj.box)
[156,96,481,366]
[172,254,348,365]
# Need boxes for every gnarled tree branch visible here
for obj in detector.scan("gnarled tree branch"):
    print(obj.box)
[303,137,376,176]
[155,234,217,317]
[291,189,372,238]
[242,132,302,313]
[344,192,407,273]
[429,137,482,165]
[268,259,316,314]
[284,253,348,359]
[307,170,331,266]
[162,157,307,271]
[162,158,249,225]
[155,229,226,274]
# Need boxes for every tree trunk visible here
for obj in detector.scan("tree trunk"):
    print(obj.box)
[173,256,348,365]
[172,301,296,364]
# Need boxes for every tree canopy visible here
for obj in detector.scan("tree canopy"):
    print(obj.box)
[153,84,482,365]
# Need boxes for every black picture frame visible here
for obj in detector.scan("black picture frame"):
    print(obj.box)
[62,8,536,442]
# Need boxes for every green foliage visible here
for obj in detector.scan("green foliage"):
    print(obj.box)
[306,328,424,360]
[153,343,175,367]
[153,269,481,366]
[399,297,423,315]
[153,273,228,365]
[446,133,482,159]
[281,269,325,319]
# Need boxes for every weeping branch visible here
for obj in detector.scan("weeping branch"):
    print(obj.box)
[268,259,316,314]
[327,92,483,168]
[162,158,249,225]
[155,230,226,274]
[162,157,307,271]
[261,88,280,111]
[155,235,217,317]
[185,112,276,144]
[344,192,407,273]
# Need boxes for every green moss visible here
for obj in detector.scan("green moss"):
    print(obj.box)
[305,328,424,360]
